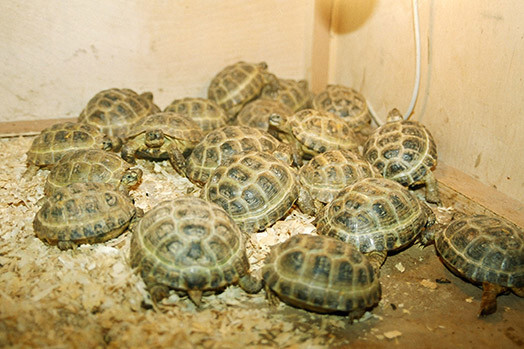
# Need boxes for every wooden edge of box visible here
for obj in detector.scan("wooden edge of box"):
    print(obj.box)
[0,118,77,137]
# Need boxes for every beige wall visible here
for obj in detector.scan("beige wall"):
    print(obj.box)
[329,0,524,202]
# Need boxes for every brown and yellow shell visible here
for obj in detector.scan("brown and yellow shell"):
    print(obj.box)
[262,234,381,315]
[164,97,228,133]
[236,99,293,132]
[260,78,312,112]
[125,112,203,143]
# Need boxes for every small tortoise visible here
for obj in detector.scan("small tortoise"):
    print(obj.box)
[262,234,381,317]
[260,78,312,112]
[121,112,203,175]
[78,88,160,138]
[236,99,293,132]
[33,182,137,250]
[130,196,262,306]
[422,214,524,316]
[184,125,293,187]
[316,177,436,270]
[202,151,299,234]
[24,121,120,179]
[208,61,278,119]
[269,109,360,163]
[296,150,378,215]
[313,84,372,135]
[44,149,143,196]
[164,97,228,133]
[363,108,440,204]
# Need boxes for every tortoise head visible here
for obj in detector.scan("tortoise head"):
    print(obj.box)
[386,108,404,123]
[145,130,165,148]
[119,168,143,192]
[102,136,123,152]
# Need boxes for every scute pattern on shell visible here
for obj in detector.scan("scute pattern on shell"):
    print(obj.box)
[261,78,312,112]
[316,177,427,253]
[185,126,284,186]
[126,112,203,142]
[78,88,160,137]
[436,215,524,288]
[202,151,298,234]
[130,197,251,294]
[237,99,293,131]
[164,97,228,133]
[313,85,371,131]
[262,234,381,314]
[33,182,136,249]
[363,119,437,186]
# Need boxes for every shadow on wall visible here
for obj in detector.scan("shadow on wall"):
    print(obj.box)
[330,0,377,34]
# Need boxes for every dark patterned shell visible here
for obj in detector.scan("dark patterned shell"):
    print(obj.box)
[78,88,160,137]
[435,215,524,288]
[185,125,284,186]
[33,182,136,249]
[44,149,140,195]
[287,109,359,157]
[208,61,277,118]
[164,97,228,133]
[298,150,378,205]
[27,122,111,168]
[130,197,251,293]
[260,78,312,112]
[237,99,293,131]
[262,234,381,313]
[202,151,298,234]
[316,177,428,253]
[363,118,437,187]
[312,85,371,131]
[126,112,203,142]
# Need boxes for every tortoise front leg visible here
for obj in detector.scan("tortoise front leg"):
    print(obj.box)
[166,144,187,177]
[424,171,441,205]
[238,274,263,294]
[366,250,387,274]
[479,282,506,316]
[121,140,139,164]
[265,284,280,309]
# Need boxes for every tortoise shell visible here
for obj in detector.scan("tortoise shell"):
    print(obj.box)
[130,196,261,305]
[236,99,293,132]
[44,149,142,196]
[164,97,228,133]
[269,109,360,160]
[260,78,312,112]
[312,84,371,132]
[435,215,524,289]
[185,125,288,186]
[316,177,432,254]
[26,122,116,171]
[262,234,381,315]
[78,88,160,137]
[33,182,136,250]
[202,151,298,234]
[363,109,439,203]
[208,61,278,119]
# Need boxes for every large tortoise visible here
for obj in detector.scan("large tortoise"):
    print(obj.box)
[363,108,440,204]
[316,177,436,270]
[24,121,120,179]
[208,61,278,119]
[44,149,142,196]
[260,78,312,112]
[164,97,228,133]
[130,196,262,306]
[78,88,160,138]
[262,234,381,318]
[121,112,203,175]
[33,182,138,250]
[422,214,524,316]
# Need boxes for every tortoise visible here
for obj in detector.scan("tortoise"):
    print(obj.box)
[78,88,160,138]
[33,182,138,250]
[269,108,360,163]
[129,196,262,306]
[236,98,293,132]
[184,125,293,187]
[208,61,278,120]
[421,214,524,316]
[163,97,228,133]
[363,108,440,204]
[201,151,299,234]
[312,84,372,135]
[24,121,120,179]
[121,112,204,175]
[296,150,378,215]
[260,78,313,112]
[44,149,143,196]
[316,177,436,271]
[262,234,381,318]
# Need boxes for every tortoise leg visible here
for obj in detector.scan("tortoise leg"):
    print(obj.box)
[424,171,441,205]
[121,141,138,164]
[264,284,280,309]
[148,284,171,312]
[296,188,319,216]
[479,282,505,317]
[187,290,203,307]
[22,164,39,181]
[238,274,263,294]
[167,144,187,177]
[512,287,524,297]
[366,250,387,273]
